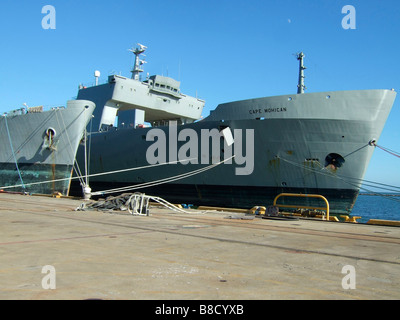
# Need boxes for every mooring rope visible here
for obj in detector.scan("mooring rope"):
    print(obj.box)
[91,155,236,196]
[374,143,400,159]
[77,192,204,215]
[279,156,400,204]
[0,157,198,191]
[54,107,86,187]
[3,115,26,191]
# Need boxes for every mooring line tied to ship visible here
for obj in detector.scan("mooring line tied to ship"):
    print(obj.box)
[370,140,400,159]
[76,192,200,216]
[89,155,236,197]
[3,115,26,191]
[0,156,199,193]
[279,141,400,205]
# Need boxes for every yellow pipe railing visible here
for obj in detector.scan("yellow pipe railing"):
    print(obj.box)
[273,193,330,221]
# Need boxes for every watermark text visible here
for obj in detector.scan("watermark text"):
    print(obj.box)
[341,265,356,289]
[41,265,56,289]
[342,5,356,29]
[146,123,254,176]
[42,5,56,30]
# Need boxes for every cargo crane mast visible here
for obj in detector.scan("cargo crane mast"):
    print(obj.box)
[296,52,306,94]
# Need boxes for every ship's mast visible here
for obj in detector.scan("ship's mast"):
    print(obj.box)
[129,43,147,80]
[296,52,306,94]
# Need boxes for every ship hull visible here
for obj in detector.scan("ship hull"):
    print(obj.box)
[74,181,358,214]
[73,89,396,214]
[0,163,73,195]
[0,100,95,195]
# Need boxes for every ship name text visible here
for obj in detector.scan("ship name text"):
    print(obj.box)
[249,107,287,115]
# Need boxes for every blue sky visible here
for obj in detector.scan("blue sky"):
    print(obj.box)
[0,0,399,189]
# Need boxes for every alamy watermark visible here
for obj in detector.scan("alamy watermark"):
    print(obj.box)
[41,5,56,30]
[145,122,255,176]
[41,265,56,289]
[341,265,356,289]
[38,264,355,292]
[342,5,356,29]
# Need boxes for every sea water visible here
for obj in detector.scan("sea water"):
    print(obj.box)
[351,194,400,223]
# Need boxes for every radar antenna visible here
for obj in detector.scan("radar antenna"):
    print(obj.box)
[296,52,306,94]
[129,43,148,80]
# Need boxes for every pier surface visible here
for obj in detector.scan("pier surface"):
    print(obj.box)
[0,193,399,300]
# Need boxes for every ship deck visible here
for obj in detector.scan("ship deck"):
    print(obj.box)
[0,192,399,301]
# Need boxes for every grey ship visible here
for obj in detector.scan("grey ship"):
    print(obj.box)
[0,100,95,195]
[74,45,396,214]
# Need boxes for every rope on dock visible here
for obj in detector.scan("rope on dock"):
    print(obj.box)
[76,192,201,215]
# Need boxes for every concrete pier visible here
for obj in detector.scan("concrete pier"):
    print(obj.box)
[0,192,399,300]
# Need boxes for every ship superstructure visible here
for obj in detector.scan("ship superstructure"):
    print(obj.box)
[78,44,204,132]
